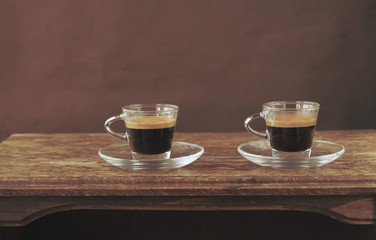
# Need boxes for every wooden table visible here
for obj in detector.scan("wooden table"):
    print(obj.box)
[0,131,375,227]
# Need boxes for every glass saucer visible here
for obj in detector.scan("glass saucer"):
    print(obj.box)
[98,141,204,170]
[238,140,345,168]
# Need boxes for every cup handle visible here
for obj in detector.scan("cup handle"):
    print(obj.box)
[244,113,267,139]
[104,114,128,141]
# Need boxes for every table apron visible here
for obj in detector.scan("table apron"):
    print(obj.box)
[0,195,374,226]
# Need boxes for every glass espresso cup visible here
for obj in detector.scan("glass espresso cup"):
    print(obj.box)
[105,104,178,160]
[244,101,320,158]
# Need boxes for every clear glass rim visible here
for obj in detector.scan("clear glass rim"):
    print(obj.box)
[122,103,179,113]
[263,101,320,111]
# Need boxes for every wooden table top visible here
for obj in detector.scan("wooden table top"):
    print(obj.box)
[1,130,375,197]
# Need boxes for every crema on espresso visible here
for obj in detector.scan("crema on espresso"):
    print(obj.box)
[266,114,317,152]
[126,116,176,154]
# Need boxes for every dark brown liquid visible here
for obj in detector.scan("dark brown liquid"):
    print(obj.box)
[127,127,175,154]
[266,114,317,152]
[126,116,176,154]
[268,125,315,152]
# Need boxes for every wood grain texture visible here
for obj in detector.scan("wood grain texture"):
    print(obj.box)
[0,131,375,225]
[1,131,376,196]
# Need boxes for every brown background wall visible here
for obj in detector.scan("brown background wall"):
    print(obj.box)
[1,0,375,141]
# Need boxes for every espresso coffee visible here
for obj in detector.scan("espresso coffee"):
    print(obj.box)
[126,116,176,155]
[266,114,316,152]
